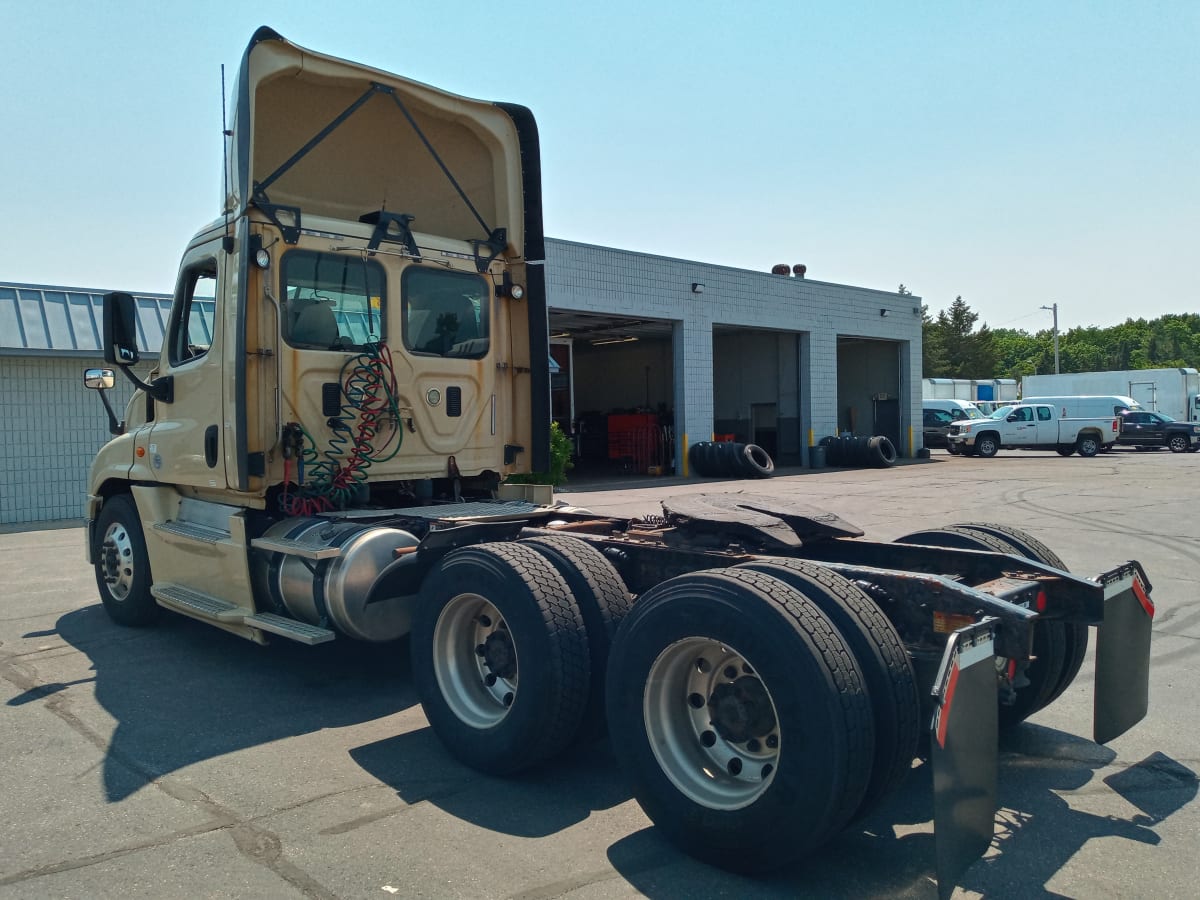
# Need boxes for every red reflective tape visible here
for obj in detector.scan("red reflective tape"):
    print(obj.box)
[1132,574,1155,619]
[936,659,961,749]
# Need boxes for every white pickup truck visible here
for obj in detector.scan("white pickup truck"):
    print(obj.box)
[946,402,1119,458]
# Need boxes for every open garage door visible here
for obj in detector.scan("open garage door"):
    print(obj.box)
[713,326,803,464]
[837,337,902,449]
[550,310,675,478]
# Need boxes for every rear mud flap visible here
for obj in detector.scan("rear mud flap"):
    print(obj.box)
[1094,563,1154,744]
[931,620,997,900]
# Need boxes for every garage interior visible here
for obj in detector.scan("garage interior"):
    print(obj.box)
[550,310,675,479]
[836,337,902,450]
[713,326,803,465]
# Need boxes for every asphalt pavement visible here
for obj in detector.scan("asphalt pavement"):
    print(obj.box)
[2,447,1198,899]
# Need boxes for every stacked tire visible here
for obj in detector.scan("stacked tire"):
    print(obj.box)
[819,434,897,468]
[688,441,775,478]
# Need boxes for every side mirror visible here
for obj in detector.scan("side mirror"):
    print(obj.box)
[103,291,140,366]
[82,367,123,435]
[83,368,115,390]
[1006,414,1019,422]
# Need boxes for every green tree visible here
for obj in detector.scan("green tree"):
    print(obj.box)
[924,296,996,378]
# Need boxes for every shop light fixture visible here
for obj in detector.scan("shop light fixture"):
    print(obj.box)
[591,336,639,346]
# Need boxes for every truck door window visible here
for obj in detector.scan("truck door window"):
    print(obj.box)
[1036,407,1052,421]
[1013,407,1033,422]
[167,261,217,366]
[282,251,385,350]
[402,267,490,359]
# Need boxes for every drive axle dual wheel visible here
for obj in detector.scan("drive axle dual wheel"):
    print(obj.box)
[605,567,878,873]
[412,542,591,775]
[894,523,1087,728]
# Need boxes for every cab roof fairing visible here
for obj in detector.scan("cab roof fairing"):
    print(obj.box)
[222,27,533,258]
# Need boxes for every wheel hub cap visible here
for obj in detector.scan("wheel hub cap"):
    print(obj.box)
[709,676,776,744]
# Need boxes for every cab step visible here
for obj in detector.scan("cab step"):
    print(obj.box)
[250,536,342,560]
[244,612,336,645]
[155,520,230,544]
[152,583,244,621]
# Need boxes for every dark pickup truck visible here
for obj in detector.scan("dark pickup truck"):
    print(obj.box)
[1118,410,1200,452]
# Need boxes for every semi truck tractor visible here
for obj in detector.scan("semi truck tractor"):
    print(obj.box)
[84,28,1155,895]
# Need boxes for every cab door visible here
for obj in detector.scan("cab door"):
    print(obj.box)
[1033,405,1056,443]
[145,240,228,490]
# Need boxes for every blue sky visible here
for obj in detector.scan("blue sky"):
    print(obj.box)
[2,1,1195,330]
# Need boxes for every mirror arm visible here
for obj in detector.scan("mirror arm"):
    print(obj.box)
[96,389,125,436]
[115,366,174,404]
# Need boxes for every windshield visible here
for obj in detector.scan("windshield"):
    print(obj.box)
[989,407,1012,419]
[964,406,984,419]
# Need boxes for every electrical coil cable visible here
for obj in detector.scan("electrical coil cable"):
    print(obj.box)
[280,342,403,515]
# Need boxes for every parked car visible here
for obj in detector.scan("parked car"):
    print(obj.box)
[1117,410,1200,452]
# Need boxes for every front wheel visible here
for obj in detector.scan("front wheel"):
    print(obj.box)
[606,568,874,873]
[1168,434,1190,453]
[1076,434,1100,457]
[975,434,999,458]
[93,494,158,626]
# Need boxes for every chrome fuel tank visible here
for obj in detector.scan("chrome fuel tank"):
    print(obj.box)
[252,518,420,642]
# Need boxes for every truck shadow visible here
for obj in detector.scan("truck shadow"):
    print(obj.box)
[23,604,417,802]
[350,729,632,838]
[602,725,1196,899]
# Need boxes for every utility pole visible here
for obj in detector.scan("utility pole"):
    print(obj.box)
[1040,303,1060,374]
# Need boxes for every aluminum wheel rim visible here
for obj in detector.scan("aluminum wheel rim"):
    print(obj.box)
[644,637,780,810]
[99,520,135,601]
[432,593,517,729]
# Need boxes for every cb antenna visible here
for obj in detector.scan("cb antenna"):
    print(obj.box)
[221,63,234,254]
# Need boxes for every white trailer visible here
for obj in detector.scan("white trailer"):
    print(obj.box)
[1023,369,1200,422]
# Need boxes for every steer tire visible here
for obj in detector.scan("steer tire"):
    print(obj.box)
[975,433,1000,458]
[605,568,874,873]
[93,494,159,627]
[412,542,590,775]
[734,558,919,819]
[520,535,633,743]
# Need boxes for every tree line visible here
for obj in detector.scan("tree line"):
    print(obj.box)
[922,295,1200,379]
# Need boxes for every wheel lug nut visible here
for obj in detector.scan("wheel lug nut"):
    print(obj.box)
[766,734,779,749]
[723,666,739,679]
